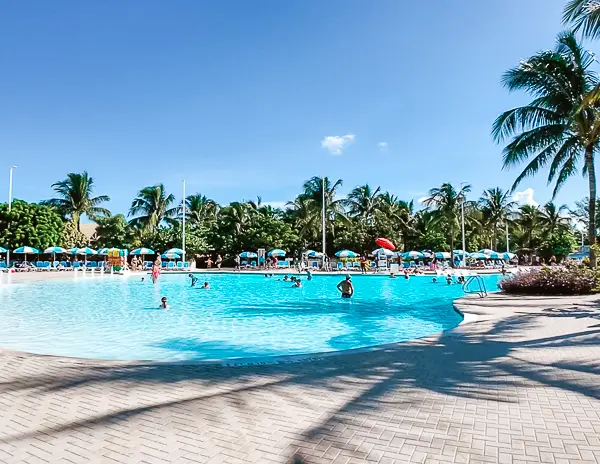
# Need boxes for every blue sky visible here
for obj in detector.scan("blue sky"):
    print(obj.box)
[0,0,590,217]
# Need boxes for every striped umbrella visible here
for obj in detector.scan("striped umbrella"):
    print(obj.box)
[502,252,516,260]
[239,251,257,258]
[0,247,7,253]
[471,252,488,260]
[402,251,424,259]
[97,248,109,255]
[44,246,68,266]
[453,250,470,258]
[372,248,394,257]
[478,249,497,255]
[14,246,40,263]
[161,251,181,260]
[435,251,451,259]
[486,251,501,259]
[305,250,324,258]
[131,247,155,255]
[335,249,358,258]
[70,247,97,255]
[268,249,286,257]
[165,248,184,255]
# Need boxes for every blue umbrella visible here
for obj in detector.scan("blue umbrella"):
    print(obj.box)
[97,248,109,255]
[14,246,40,263]
[453,250,470,257]
[435,251,451,259]
[70,247,97,255]
[502,252,516,260]
[372,248,394,257]
[335,249,358,258]
[0,247,7,253]
[131,247,155,255]
[487,251,501,259]
[268,249,286,257]
[161,251,181,260]
[239,251,257,258]
[165,248,184,255]
[305,250,324,258]
[478,249,496,255]
[471,252,488,260]
[402,251,424,259]
[44,246,67,254]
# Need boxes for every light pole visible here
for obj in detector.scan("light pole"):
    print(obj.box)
[6,166,17,267]
[182,180,186,263]
[321,176,326,269]
[506,222,510,253]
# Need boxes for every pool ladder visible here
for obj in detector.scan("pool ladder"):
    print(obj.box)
[462,275,488,298]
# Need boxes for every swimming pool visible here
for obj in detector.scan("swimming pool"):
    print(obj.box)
[0,273,500,362]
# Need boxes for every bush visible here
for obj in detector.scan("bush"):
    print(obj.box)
[500,265,599,295]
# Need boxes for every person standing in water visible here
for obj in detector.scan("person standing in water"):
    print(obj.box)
[160,297,169,309]
[337,275,354,299]
[152,255,162,284]
[188,273,198,287]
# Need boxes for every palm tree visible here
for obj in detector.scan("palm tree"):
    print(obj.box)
[43,171,110,230]
[515,205,540,249]
[285,196,321,245]
[219,202,255,236]
[539,202,571,238]
[422,182,471,265]
[478,187,516,249]
[186,194,218,225]
[377,192,415,250]
[563,0,600,39]
[344,184,381,222]
[129,184,177,232]
[492,31,600,266]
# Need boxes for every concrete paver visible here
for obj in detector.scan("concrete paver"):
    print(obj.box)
[0,292,600,463]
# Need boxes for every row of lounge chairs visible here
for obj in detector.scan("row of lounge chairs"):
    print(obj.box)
[140,261,190,271]
[240,260,290,269]
[0,261,108,272]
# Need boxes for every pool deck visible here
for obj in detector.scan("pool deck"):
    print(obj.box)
[1,290,600,463]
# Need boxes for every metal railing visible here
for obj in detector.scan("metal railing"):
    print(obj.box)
[462,275,488,298]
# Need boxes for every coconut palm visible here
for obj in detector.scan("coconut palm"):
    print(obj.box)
[377,193,415,250]
[344,184,381,222]
[43,171,110,230]
[515,205,541,249]
[539,202,571,238]
[129,184,177,232]
[422,182,471,265]
[479,187,516,249]
[186,194,218,225]
[563,0,600,39]
[492,31,600,266]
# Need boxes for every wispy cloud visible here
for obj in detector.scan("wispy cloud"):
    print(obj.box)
[513,188,538,207]
[263,201,287,209]
[377,141,388,152]
[321,134,355,155]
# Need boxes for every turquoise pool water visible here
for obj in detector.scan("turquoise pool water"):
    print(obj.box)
[0,273,500,361]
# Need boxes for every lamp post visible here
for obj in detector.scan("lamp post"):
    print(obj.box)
[506,222,510,253]
[321,176,326,268]
[182,180,186,263]
[460,182,467,268]
[6,166,16,267]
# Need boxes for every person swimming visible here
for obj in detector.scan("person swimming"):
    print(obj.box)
[390,272,396,279]
[404,271,410,280]
[141,277,145,282]
[305,269,312,281]
[264,273,269,278]
[293,278,302,288]
[432,277,437,283]
[189,273,198,287]
[160,297,169,309]
[203,281,210,289]
[337,275,354,299]
[446,275,453,285]
[283,275,289,281]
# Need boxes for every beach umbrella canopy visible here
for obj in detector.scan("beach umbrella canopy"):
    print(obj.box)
[165,248,184,255]
[239,251,257,258]
[372,248,394,257]
[161,251,181,260]
[453,250,470,257]
[402,251,424,259]
[43,246,67,254]
[375,237,395,250]
[471,252,488,260]
[96,248,109,255]
[435,251,451,259]
[478,249,496,255]
[0,247,7,253]
[70,247,97,255]
[335,249,358,258]
[131,247,155,255]
[14,246,40,254]
[305,250,324,258]
[268,249,286,257]
[502,252,516,260]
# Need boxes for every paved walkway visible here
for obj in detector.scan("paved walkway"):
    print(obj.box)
[1,293,600,463]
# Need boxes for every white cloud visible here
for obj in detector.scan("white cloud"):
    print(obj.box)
[417,196,428,204]
[377,141,388,152]
[513,188,538,207]
[320,134,355,155]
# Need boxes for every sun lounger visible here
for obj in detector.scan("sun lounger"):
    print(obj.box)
[167,262,175,270]
[183,262,190,270]
[176,262,184,270]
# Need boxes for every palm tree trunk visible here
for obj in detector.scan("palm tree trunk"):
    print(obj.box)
[586,146,597,267]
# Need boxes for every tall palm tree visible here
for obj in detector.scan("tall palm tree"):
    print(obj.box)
[564,0,600,39]
[285,196,321,245]
[377,192,415,250]
[515,205,540,249]
[344,184,381,222]
[478,187,516,249]
[186,194,218,225]
[539,202,571,238]
[492,31,600,266]
[129,184,177,232]
[422,182,471,265]
[43,171,110,230]
[220,202,254,236]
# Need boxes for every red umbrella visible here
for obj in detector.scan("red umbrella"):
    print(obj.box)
[375,237,395,250]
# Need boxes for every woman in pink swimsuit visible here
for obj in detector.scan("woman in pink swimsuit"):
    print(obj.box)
[152,255,162,284]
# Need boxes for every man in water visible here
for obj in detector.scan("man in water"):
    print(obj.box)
[189,273,198,287]
[203,281,210,289]
[160,297,169,309]
[293,278,302,288]
[337,275,354,299]
[432,277,437,283]
[283,275,289,282]
[305,269,312,281]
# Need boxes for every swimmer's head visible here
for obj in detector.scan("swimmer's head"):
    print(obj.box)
[161,297,167,303]
[345,275,351,281]
[188,273,193,277]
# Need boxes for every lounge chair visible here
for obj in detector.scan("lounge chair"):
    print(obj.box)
[161,262,168,269]
[86,262,97,271]
[250,261,257,268]
[72,262,82,270]
[176,262,184,270]
[311,261,318,269]
[183,262,190,270]
[167,262,175,270]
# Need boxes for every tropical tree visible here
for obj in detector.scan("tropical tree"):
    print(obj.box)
[492,31,600,266]
[515,205,541,249]
[43,172,110,230]
[422,183,471,265]
[0,200,64,249]
[479,187,516,249]
[93,214,135,249]
[186,194,218,225]
[376,193,415,251]
[344,184,381,223]
[563,0,600,39]
[538,202,571,238]
[129,184,177,232]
